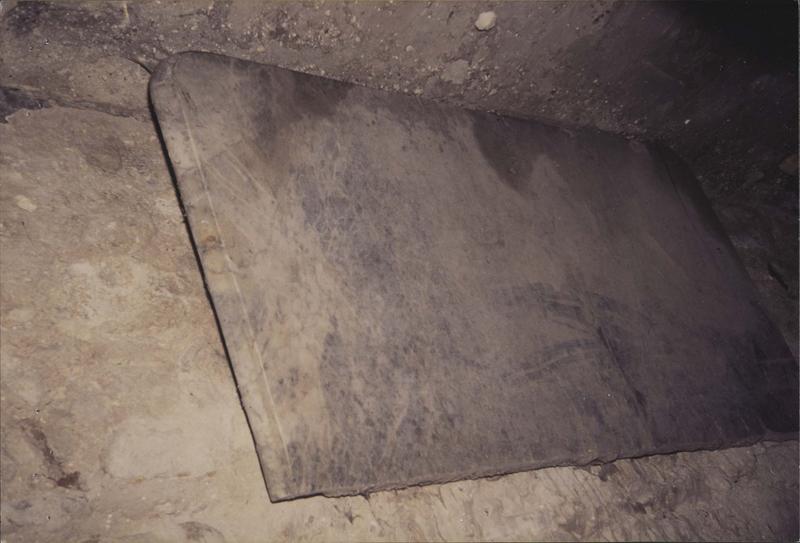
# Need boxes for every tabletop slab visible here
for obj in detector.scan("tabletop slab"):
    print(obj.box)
[150,52,797,501]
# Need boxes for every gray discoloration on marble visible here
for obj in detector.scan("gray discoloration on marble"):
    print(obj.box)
[150,52,797,500]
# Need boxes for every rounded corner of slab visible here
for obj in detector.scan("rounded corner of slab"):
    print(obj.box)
[148,51,217,98]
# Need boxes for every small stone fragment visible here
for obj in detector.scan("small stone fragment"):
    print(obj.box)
[441,59,470,85]
[779,153,798,175]
[14,195,37,212]
[474,11,497,31]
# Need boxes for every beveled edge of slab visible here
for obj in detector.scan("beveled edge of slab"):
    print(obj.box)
[149,52,299,501]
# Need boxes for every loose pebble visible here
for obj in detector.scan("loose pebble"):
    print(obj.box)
[14,195,37,212]
[779,153,798,175]
[475,11,497,31]
[441,59,470,85]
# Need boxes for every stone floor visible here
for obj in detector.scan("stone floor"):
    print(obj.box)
[1,2,798,541]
